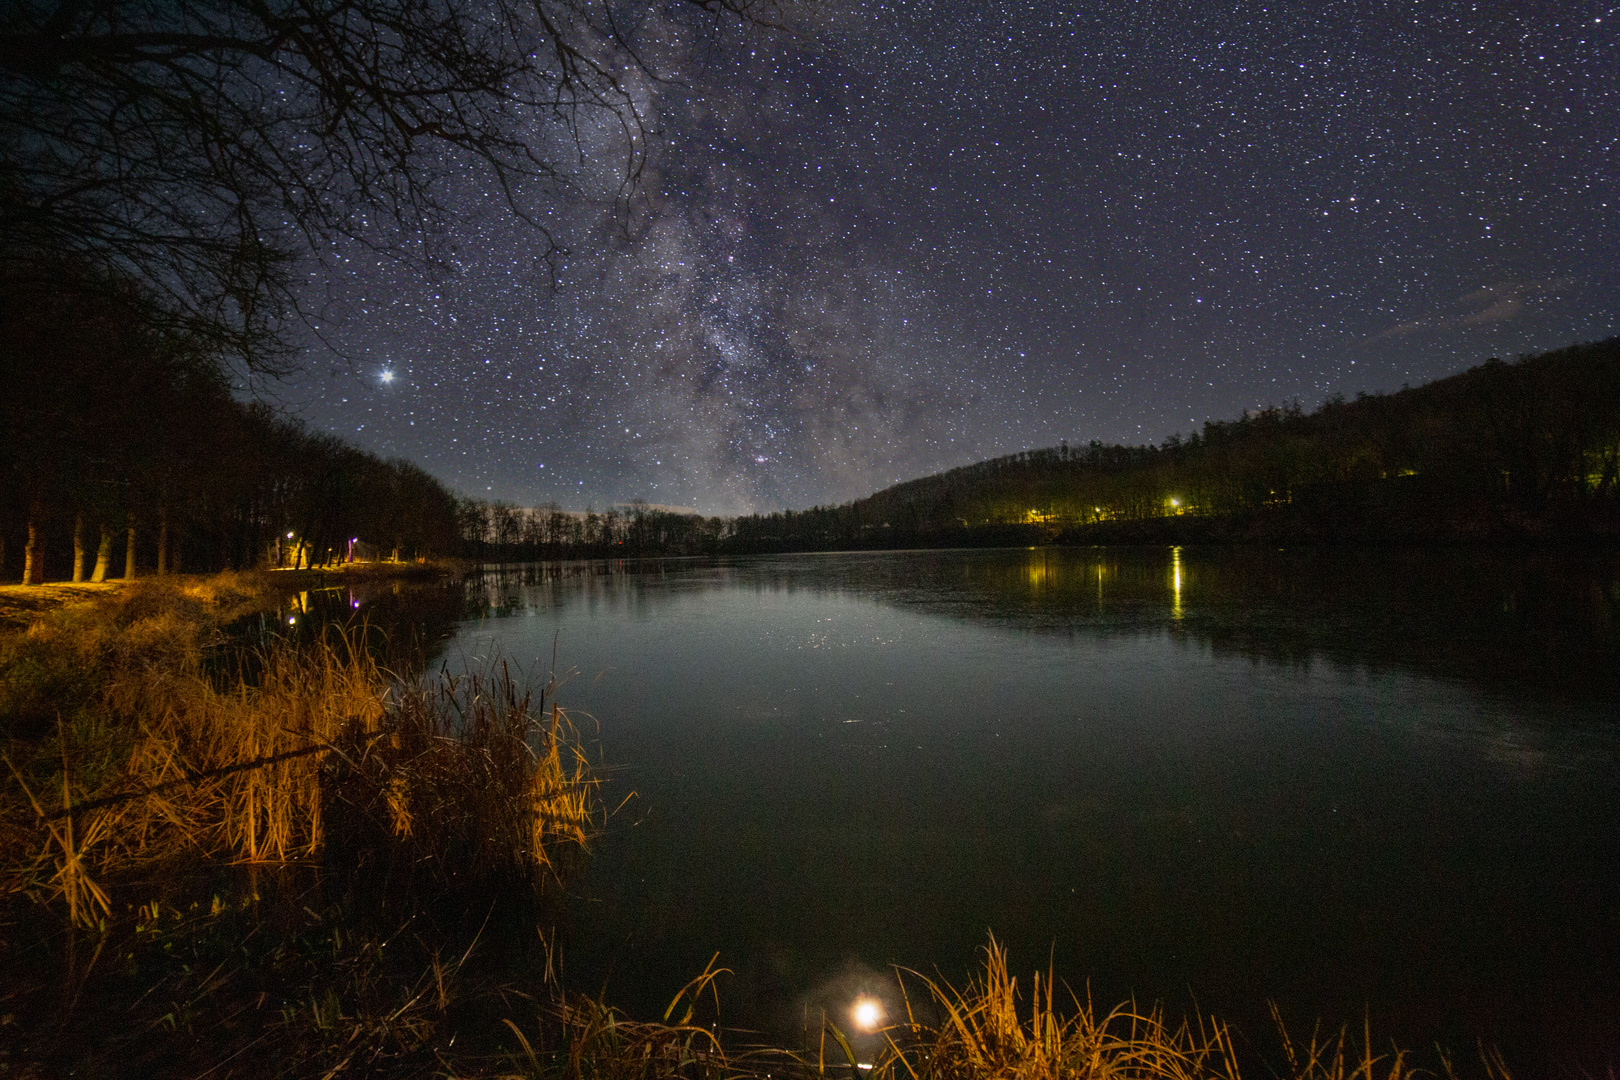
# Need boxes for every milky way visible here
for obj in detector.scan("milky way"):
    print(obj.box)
[288,0,1619,514]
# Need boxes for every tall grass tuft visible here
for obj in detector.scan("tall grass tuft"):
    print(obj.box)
[501,959,739,1080]
[321,656,600,915]
[2,578,598,926]
[834,936,1509,1080]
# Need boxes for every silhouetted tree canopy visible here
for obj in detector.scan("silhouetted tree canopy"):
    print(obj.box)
[1,0,775,369]
[710,341,1620,551]
[0,266,462,581]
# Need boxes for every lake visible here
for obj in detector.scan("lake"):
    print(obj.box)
[440,547,1619,1070]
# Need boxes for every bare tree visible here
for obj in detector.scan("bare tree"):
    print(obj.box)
[1,0,773,371]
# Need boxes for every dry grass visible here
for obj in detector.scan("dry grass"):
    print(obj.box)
[0,576,598,928]
[813,937,1513,1080]
[499,960,741,1080]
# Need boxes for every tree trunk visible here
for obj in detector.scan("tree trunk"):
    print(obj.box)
[125,519,138,579]
[156,505,168,576]
[23,503,45,585]
[91,523,113,583]
[72,512,87,582]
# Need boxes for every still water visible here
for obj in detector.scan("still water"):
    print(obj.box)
[449,547,1620,1068]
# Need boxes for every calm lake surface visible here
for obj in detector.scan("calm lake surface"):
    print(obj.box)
[445,547,1620,1068]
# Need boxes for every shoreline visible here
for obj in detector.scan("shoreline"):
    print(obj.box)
[0,559,464,630]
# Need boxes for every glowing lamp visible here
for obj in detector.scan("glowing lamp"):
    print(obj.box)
[852,997,884,1032]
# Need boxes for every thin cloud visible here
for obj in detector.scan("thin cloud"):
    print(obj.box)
[1371,277,1575,340]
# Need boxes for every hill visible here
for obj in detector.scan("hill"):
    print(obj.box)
[727,338,1620,549]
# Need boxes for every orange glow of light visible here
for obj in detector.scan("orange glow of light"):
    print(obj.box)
[852,997,884,1032]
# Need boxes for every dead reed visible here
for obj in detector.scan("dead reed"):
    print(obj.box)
[1,577,599,928]
[498,958,741,1080]
[810,937,1513,1080]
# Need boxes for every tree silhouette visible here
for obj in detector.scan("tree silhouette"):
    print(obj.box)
[1,0,774,369]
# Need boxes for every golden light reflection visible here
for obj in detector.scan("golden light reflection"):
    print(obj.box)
[1025,552,1050,588]
[852,996,885,1032]
[1171,546,1183,620]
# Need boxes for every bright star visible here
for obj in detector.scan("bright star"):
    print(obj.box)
[380,369,395,383]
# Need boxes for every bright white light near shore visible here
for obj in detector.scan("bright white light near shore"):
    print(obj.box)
[852,997,884,1032]
[380,369,394,383]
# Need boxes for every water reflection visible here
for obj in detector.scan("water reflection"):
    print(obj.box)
[1171,545,1183,620]
[468,547,1620,703]
[216,573,474,678]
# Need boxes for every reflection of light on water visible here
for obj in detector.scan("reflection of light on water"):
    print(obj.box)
[1026,553,1050,589]
[852,996,884,1031]
[1171,546,1183,620]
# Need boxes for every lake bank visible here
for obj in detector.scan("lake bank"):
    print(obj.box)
[0,569,602,1076]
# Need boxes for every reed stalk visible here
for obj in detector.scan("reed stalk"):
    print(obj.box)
[2,578,598,926]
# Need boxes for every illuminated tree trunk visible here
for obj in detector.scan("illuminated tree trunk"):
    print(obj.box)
[125,519,138,579]
[23,502,45,585]
[91,523,113,583]
[156,505,169,576]
[72,512,87,582]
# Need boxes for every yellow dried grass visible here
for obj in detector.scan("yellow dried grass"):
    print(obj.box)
[3,584,598,924]
[834,937,1509,1080]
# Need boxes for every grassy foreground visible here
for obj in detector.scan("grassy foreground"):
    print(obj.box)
[0,576,1514,1078]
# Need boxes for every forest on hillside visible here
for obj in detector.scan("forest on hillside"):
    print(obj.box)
[717,339,1620,551]
[0,267,463,583]
[455,340,1620,561]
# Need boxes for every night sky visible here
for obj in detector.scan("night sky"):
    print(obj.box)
[289,0,1619,515]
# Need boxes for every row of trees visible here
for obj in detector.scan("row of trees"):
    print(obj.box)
[717,339,1620,549]
[0,267,462,584]
[454,339,1620,562]
[455,499,733,560]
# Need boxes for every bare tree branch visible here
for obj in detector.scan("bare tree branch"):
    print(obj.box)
[0,0,776,371]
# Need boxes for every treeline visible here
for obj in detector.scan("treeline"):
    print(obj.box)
[455,500,734,560]
[1,267,462,583]
[723,339,1620,551]
[458,340,1620,561]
